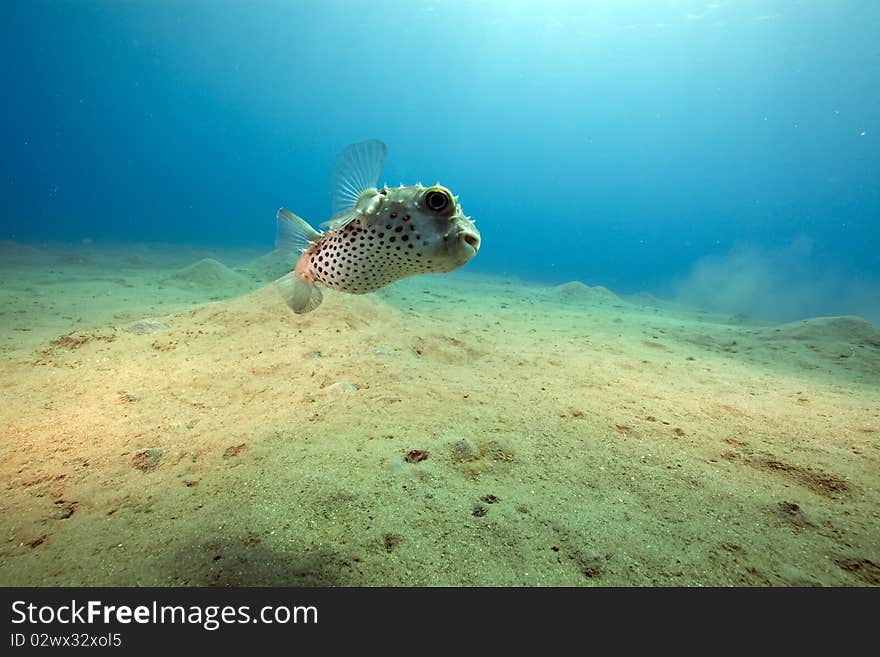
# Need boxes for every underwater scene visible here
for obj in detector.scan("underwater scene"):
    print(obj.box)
[1,1,878,587]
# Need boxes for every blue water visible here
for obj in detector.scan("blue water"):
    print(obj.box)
[3,0,879,318]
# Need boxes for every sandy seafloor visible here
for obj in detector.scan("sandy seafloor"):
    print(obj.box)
[1,240,878,587]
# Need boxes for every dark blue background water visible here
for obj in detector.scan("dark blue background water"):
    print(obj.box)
[3,1,878,318]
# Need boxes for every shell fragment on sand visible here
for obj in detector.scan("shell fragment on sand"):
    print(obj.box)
[125,319,170,335]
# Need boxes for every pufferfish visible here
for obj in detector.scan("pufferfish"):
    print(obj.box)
[274,139,481,313]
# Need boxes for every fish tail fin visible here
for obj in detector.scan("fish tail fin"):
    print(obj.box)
[274,271,324,314]
[275,208,322,254]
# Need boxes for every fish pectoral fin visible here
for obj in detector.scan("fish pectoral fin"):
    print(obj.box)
[275,208,322,254]
[273,272,324,314]
[329,139,387,215]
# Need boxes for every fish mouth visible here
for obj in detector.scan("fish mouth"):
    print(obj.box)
[460,231,480,254]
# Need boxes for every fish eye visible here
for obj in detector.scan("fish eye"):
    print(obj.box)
[424,188,451,213]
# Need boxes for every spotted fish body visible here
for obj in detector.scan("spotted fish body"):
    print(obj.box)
[274,140,480,313]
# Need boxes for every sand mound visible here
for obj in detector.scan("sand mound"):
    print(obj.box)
[550,281,620,303]
[240,250,292,284]
[769,316,880,347]
[626,291,666,307]
[163,258,253,293]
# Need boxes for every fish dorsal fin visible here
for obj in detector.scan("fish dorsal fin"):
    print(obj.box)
[329,139,387,216]
[275,208,322,254]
